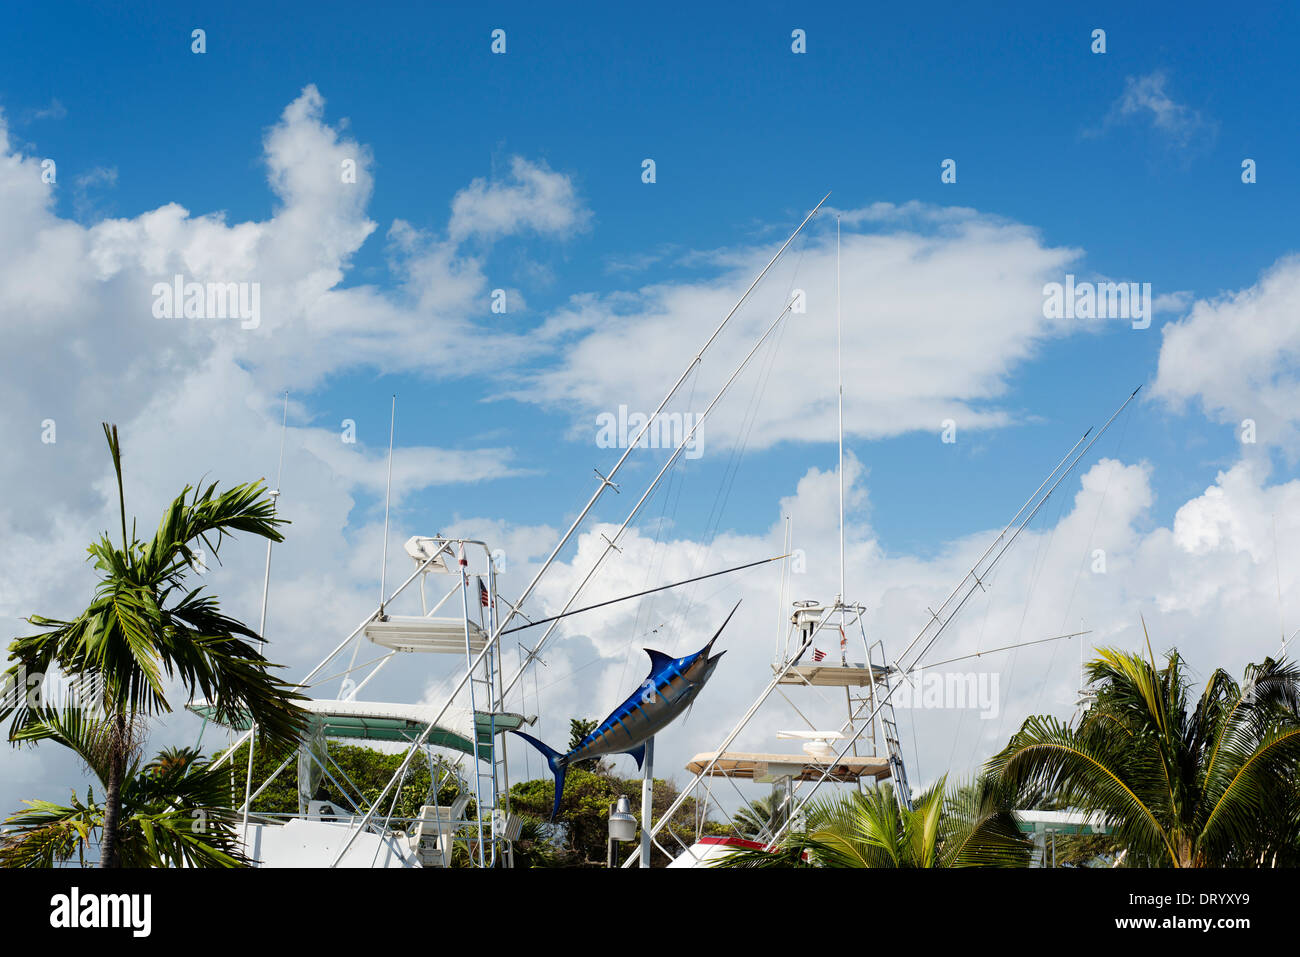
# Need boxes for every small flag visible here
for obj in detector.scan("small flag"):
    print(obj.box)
[478,577,490,608]
[813,648,826,662]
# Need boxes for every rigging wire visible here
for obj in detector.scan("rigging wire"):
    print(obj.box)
[660,245,806,650]
[589,238,810,698]
[606,238,810,676]
[1040,407,1134,707]
[631,360,703,646]
[994,400,1136,745]
[945,563,1000,772]
[992,475,1069,745]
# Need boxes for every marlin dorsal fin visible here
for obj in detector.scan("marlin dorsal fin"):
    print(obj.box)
[644,648,675,674]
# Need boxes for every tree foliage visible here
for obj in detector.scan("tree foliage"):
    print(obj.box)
[988,634,1300,868]
[2,424,307,866]
[218,738,467,823]
[508,766,715,867]
[1,712,249,867]
[716,777,1032,868]
[566,717,602,773]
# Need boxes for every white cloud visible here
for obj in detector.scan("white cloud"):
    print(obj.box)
[496,448,1300,810]
[298,428,528,501]
[1096,71,1216,148]
[1,82,1295,836]
[515,208,1080,449]
[448,156,590,243]
[1153,255,1300,451]
[32,99,67,122]
[1153,290,1193,314]
[0,87,584,815]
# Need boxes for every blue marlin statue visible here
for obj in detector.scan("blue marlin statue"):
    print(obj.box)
[512,601,739,820]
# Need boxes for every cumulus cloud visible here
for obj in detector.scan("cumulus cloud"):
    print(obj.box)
[1153,255,1300,452]
[514,207,1080,449]
[485,448,1300,810]
[2,81,1295,832]
[0,86,554,541]
[448,156,590,243]
[0,86,586,815]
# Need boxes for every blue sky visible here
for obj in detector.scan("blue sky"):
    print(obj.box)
[5,1,1292,547]
[3,2,1300,822]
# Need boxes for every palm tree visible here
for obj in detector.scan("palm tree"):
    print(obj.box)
[0,709,250,867]
[716,777,1031,868]
[732,792,783,841]
[986,630,1300,868]
[1,424,308,866]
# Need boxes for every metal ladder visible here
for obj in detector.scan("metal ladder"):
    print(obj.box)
[466,567,516,868]
[465,625,501,866]
[491,652,515,867]
[860,639,911,810]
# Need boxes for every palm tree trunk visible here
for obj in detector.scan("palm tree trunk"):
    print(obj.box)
[99,712,125,868]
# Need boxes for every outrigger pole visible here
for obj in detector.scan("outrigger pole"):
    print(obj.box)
[920,629,1091,670]
[499,554,788,635]
[626,385,1142,865]
[836,215,845,612]
[329,193,832,867]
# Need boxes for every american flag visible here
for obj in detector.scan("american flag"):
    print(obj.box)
[478,577,490,608]
[813,648,826,662]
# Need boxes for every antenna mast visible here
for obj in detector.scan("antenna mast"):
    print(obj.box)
[258,391,289,641]
[245,390,289,840]
[837,216,845,608]
[379,396,396,614]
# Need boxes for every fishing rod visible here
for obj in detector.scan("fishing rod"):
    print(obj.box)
[915,629,1091,671]
[499,554,789,635]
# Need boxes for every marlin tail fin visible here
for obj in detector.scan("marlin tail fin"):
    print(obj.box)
[510,730,568,821]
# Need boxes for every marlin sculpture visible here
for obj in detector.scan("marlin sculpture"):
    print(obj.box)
[512,601,739,820]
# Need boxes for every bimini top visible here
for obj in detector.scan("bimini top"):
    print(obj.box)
[685,749,891,783]
[187,698,526,762]
[364,615,489,655]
